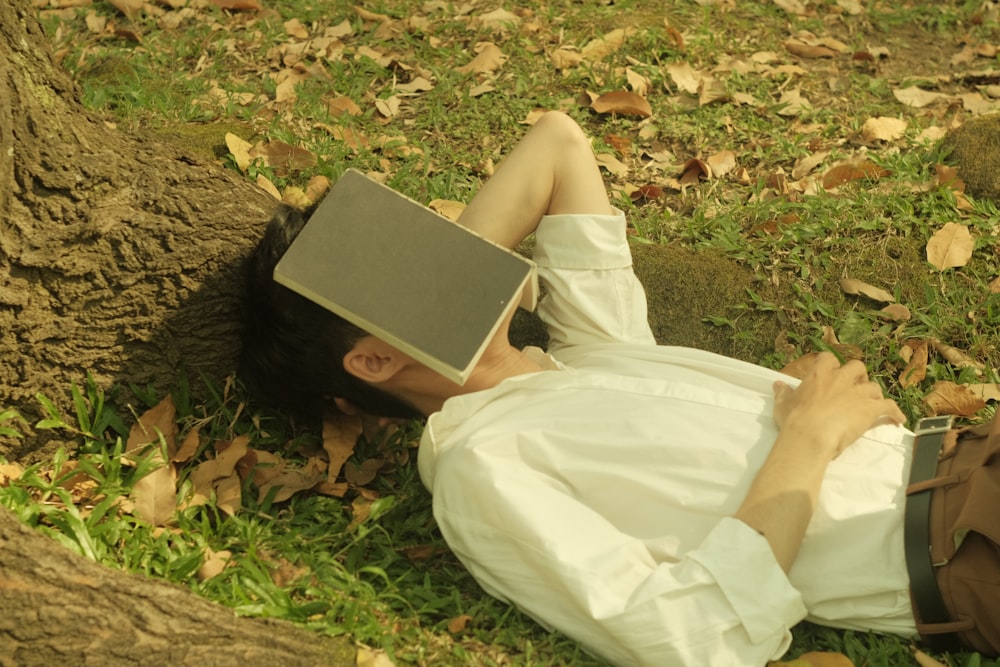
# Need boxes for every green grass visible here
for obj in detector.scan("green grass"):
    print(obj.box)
[12,0,1000,664]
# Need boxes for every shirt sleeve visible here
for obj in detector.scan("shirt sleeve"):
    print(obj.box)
[431,440,807,667]
[532,212,657,351]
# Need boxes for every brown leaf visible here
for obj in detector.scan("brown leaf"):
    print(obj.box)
[706,150,737,177]
[861,116,907,142]
[225,133,253,172]
[968,383,1000,402]
[591,91,652,118]
[428,199,465,222]
[130,455,177,526]
[197,547,232,581]
[327,96,362,117]
[838,277,895,303]
[345,458,385,486]
[108,0,142,19]
[447,614,473,634]
[767,651,854,667]
[456,42,506,74]
[580,28,633,61]
[822,159,888,189]
[322,413,362,481]
[784,39,838,59]
[877,303,911,322]
[240,449,286,486]
[213,474,243,516]
[126,395,178,457]
[769,651,855,666]
[929,338,984,374]
[913,649,948,667]
[248,140,317,175]
[989,276,1000,293]
[679,158,710,185]
[283,18,308,39]
[923,381,987,417]
[629,184,664,203]
[926,223,974,271]
[256,456,327,503]
[172,425,201,463]
[899,340,928,388]
[0,462,24,486]
[188,435,251,500]
[208,0,261,10]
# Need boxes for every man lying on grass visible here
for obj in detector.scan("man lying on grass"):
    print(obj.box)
[240,111,1000,666]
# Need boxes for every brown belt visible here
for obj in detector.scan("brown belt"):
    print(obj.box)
[904,415,960,652]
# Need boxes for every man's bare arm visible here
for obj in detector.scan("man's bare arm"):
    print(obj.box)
[734,353,906,572]
[457,111,614,248]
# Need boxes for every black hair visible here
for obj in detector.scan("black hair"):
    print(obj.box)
[239,204,424,422]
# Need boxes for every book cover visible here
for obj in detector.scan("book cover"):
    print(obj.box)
[274,169,537,385]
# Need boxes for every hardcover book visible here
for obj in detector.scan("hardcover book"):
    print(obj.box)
[274,169,537,385]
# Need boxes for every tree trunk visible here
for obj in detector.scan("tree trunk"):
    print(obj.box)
[0,1,358,662]
[0,510,354,667]
[0,0,275,464]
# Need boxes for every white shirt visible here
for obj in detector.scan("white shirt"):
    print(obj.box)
[418,212,917,666]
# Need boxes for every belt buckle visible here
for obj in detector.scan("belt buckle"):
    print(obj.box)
[915,415,954,436]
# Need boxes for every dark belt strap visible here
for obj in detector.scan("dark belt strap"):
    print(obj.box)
[904,415,960,652]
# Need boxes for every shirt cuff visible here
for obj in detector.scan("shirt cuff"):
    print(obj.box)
[533,210,632,270]
[688,517,807,646]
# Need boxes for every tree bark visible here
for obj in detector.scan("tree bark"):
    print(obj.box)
[0,510,355,667]
[0,0,276,463]
[0,1,361,662]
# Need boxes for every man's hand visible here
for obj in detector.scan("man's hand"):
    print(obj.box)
[771,352,906,459]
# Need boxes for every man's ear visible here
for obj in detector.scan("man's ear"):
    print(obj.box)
[343,336,407,384]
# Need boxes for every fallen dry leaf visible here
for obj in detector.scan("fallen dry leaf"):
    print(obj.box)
[784,39,837,59]
[447,614,473,633]
[256,174,281,200]
[257,456,327,503]
[248,140,317,175]
[197,547,232,581]
[893,86,950,108]
[580,28,633,61]
[356,644,396,667]
[328,96,362,117]
[862,116,907,142]
[130,453,177,526]
[926,223,974,270]
[226,132,253,172]
[591,91,652,118]
[0,462,24,486]
[822,159,888,189]
[838,277,894,303]
[208,0,261,10]
[108,0,142,19]
[878,303,911,322]
[126,395,178,457]
[899,340,928,388]
[457,42,506,74]
[777,88,811,116]
[923,380,987,417]
[929,338,984,374]
[968,383,1000,402]
[706,150,737,177]
[666,61,704,94]
[913,649,948,667]
[428,199,465,221]
[322,413,362,482]
[172,425,201,463]
[768,651,855,666]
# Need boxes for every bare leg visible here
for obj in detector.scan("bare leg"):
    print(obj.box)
[457,111,615,249]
